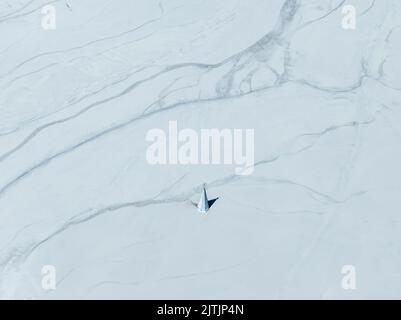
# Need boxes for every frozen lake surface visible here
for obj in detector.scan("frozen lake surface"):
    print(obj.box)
[0,0,401,299]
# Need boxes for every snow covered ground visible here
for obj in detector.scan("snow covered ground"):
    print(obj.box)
[0,0,401,299]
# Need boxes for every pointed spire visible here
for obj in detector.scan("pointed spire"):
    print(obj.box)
[197,184,209,213]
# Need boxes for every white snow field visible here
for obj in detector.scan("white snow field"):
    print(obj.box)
[0,0,401,299]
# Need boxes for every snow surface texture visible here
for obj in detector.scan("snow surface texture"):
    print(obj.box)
[0,0,401,299]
